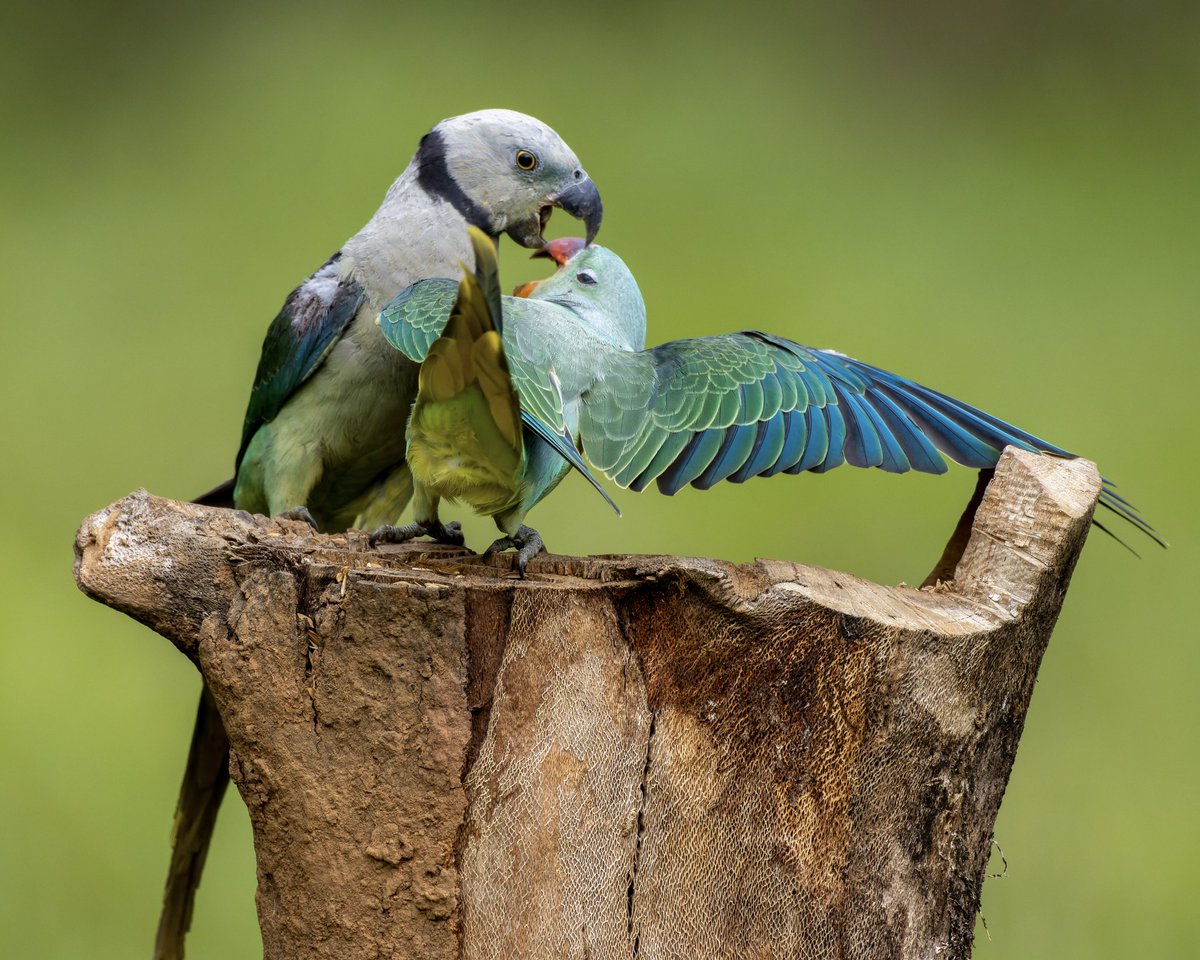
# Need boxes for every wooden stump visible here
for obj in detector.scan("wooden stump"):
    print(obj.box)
[73,448,1101,960]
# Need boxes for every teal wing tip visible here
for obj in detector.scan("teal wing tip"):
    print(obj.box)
[519,410,620,516]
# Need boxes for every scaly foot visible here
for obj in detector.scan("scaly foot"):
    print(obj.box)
[484,525,545,577]
[369,520,465,549]
[277,506,319,531]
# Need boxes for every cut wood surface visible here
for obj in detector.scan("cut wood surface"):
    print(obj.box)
[73,448,1101,960]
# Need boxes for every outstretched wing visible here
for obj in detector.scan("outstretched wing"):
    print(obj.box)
[379,278,463,362]
[237,255,366,469]
[576,331,1159,544]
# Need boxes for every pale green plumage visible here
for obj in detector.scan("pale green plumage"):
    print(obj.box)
[382,234,1159,551]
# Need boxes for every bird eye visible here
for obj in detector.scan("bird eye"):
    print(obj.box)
[515,150,538,171]
[577,270,598,286]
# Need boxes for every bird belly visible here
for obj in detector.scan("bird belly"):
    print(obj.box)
[259,310,417,524]
[407,392,522,519]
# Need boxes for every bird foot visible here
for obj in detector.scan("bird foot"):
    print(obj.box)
[484,525,545,577]
[369,520,465,549]
[276,506,319,531]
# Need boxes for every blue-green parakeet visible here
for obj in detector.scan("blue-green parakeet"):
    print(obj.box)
[375,231,1158,570]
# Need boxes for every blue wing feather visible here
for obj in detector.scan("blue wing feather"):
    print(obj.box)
[579,328,1160,546]
[630,430,693,492]
[852,390,910,473]
[788,407,829,474]
[836,390,884,469]
[731,414,786,483]
[867,390,947,475]
[694,422,758,490]
[811,402,846,472]
[767,410,808,476]
[658,429,725,495]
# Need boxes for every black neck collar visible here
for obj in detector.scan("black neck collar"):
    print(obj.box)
[416,129,495,235]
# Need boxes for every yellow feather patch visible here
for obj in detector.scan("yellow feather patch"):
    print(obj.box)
[419,337,465,400]
[409,226,524,509]
[474,330,520,450]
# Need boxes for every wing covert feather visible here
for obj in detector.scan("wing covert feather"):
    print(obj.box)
[378,278,462,362]
[237,258,366,470]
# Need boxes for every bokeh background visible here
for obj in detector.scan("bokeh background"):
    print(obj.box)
[2,1,1197,956]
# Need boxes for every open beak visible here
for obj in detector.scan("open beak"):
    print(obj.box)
[533,236,588,266]
[550,173,603,245]
[513,237,588,298]
[505,172,603,248]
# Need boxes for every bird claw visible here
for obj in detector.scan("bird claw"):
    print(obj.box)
[369,520,464,549]
[484,525,545,577]
[277,506,319,531]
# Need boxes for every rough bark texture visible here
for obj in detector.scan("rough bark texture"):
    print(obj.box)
[74,448,1101,960]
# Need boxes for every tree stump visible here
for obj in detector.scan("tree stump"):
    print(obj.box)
[73,448,1101,960]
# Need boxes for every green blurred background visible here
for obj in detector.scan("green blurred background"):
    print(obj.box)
[2,1,1196,956]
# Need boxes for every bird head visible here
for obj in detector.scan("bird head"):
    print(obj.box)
[417,109,602,248]
[516,238,646,351]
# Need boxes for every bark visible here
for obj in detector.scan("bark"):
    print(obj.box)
[73,448,1101,960]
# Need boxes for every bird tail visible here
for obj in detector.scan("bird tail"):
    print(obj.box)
[192,478,235,508]
[154,686,230,960]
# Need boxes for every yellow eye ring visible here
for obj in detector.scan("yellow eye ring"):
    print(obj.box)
[515,150,538,171]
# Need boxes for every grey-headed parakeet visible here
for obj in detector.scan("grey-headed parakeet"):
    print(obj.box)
[161,110,603,960]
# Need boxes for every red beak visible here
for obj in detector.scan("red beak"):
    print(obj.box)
[532,236,587,267]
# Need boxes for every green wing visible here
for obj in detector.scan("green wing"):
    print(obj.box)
[578,331,956,493]
[380,278,571,436]
[384,251,618,515]
[577,330,1158,545]
[237,258,366,471]
[377,278,461,361]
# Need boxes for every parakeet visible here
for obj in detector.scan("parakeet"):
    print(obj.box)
[372,228,620,569]
[160,110,603,960]
[374,230,1159,571]
[201,109,601,533]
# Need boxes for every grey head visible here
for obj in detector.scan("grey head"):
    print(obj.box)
[416,109,602,248]
[520,237,647,351]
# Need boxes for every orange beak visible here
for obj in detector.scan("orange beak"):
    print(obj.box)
[512,280,542,298]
